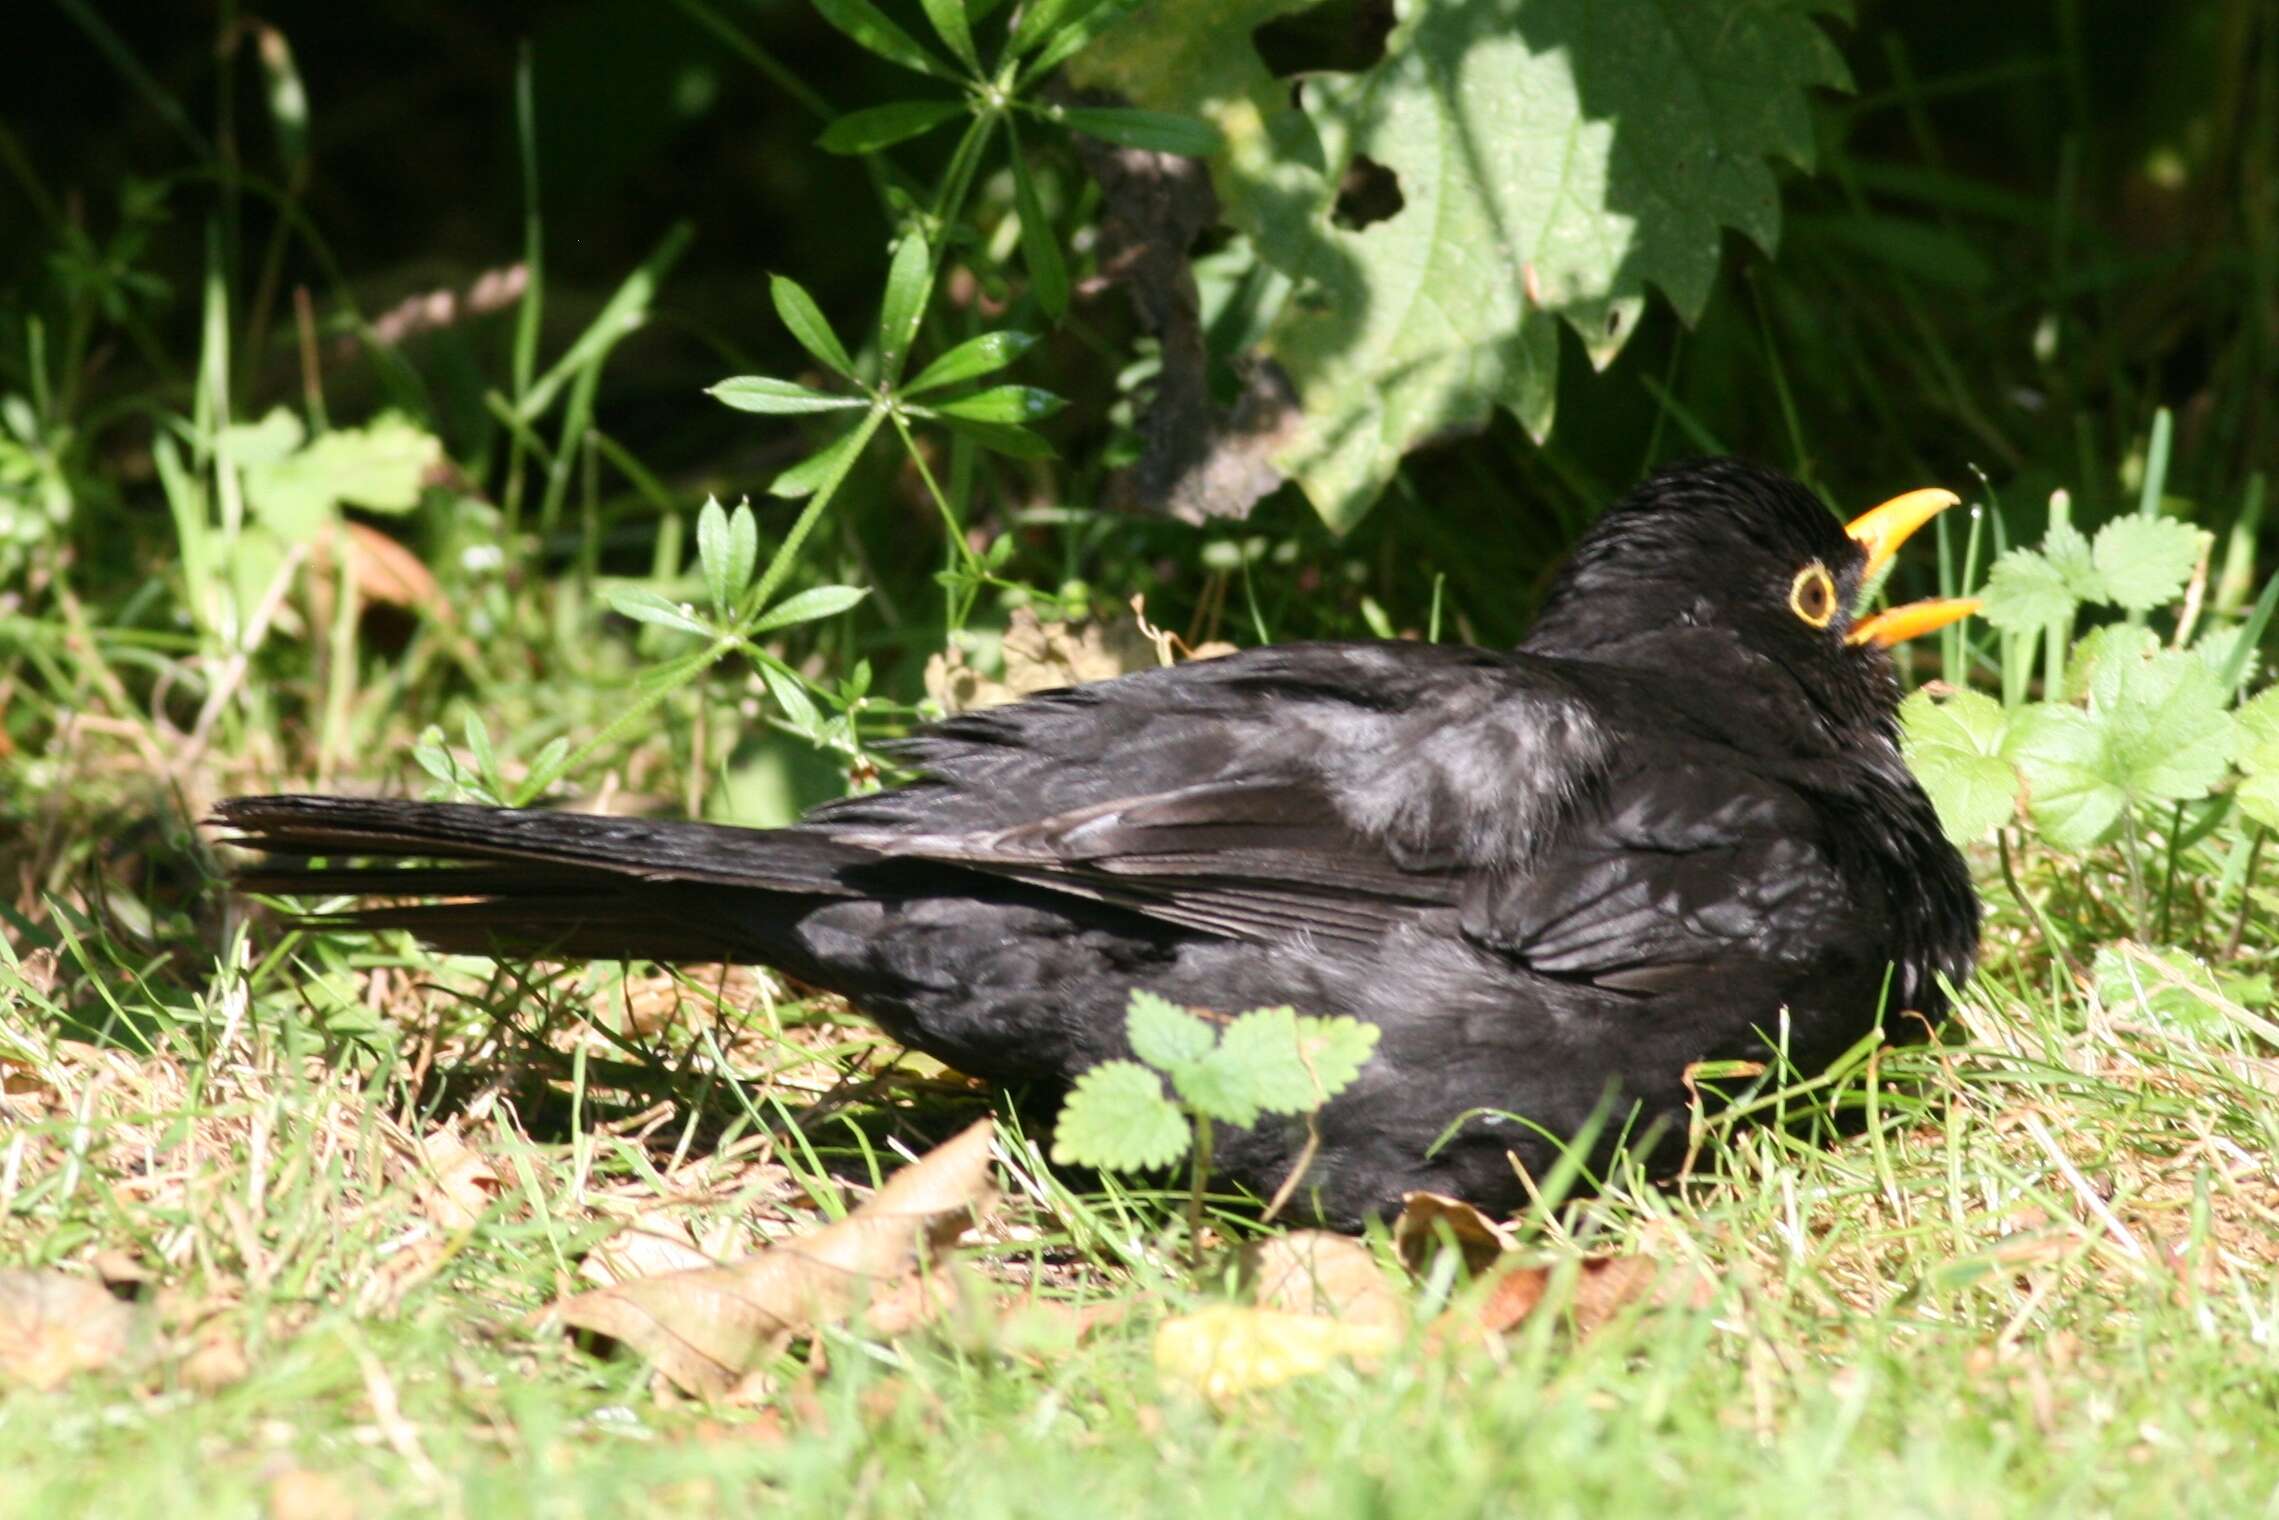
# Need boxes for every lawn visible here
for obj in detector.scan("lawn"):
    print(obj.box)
[5,2,2277,1515]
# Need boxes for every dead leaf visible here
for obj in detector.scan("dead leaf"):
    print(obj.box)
[1153,1305,1399,1401]
[1393,1191,1519,1275]
[92,1249,155,1291]
[267,1467,360,1520]
[1242,1230,1406,1328]
[415,1126,502,1232]
[1437,1253,1714,1348]
[578,1213,719,1288]
[0,1269,140,1390]
[338,521,442,611]
[543,1118,997,1399]
[925,608,1162,714]
[181,1321,251,1392]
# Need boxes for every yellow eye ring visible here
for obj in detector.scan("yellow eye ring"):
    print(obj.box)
[1789,563,1837,628]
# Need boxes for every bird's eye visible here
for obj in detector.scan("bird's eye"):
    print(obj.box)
[1789,563,1837,629]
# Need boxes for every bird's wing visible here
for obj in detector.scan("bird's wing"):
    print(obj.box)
[1457,761,1872,994]
[807,641,1612,944]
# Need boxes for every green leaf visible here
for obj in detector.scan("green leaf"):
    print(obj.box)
[2092,515,2206,612]
[759,661,824,734]
[750,584,870,634]
[1053,105,1222,156]
[810,0,954,78]
[725,500,759,611]
[1897,688,2017,844]
[697,495,734,616]
[905,330,1039,395]
[1215,1007,1378,1115]
[878,229,934,383]
[2231,688,2279,831]
[1016,0,1149,78]
[930,385,1066,424]
[221,407,306,466]
[915,0,979,71]
[930,415,1056,458]
[709,376,865,415]
[1007,134,1069,320]
[769,424,872,499]
[605,587,714,638]
[2062,624,2160,701]
[1125,989,1216,1072]
[241,414,442,541]
[1168,1046,1262,1128]
[818,99,969,155]
[1981,524,2109,632]
[1051,1060,1191,1170]
[2005,649,2236,850]
[1070,0,1846,531]
[2091,944,2267,1036]
[770,275,855,378]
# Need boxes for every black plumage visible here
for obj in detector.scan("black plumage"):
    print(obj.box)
[214,459,1981,1227]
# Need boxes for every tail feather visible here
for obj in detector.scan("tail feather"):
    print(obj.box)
[212,794,875,965]
[212,795,872,892]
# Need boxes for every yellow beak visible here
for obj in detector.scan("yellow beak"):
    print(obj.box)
[1842,487,1980,648]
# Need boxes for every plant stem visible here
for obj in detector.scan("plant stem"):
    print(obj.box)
[2225,826,2266,959]
[1186,1112,1213,1266]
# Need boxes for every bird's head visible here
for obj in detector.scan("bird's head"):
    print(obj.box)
[1526,458,1977,738]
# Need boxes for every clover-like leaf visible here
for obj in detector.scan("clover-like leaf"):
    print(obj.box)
[1051,1060,1192,1170]
[1897,688,2017,844]
[2092,516,2205,613]
[1125,989,1216,1072]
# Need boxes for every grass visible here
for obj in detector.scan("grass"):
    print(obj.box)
[7,2,2279,1515]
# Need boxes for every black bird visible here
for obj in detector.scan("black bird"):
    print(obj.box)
[214,459,1982,1228]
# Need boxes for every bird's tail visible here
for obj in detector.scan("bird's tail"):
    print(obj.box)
[211,794,872,963]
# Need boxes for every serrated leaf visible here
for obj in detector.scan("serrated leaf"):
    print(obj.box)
[811,0,954,78]
[818,98,969,154]
[906,330,1040,395]
[770,276,855,378]
[931,385,1066,424]
[242,414,442,541]
[1008,135,1069,319]
[1051,1061,1191,1170]
[1219,1007,1378,1115]
[606,586,715,638]
[709,376,866,415]
[220,407,306,466]
[2229,688,2279,831]
[1897,688,2016,844]
[916,0,979,70]
[2005,650,2236,850]
[2092,515,2205,612]
[1071,0,1847,531]
[769,424,871,499]
[1125,989,1216,1072]
[1054,105,1222,156]
[1981,549,2075,632]
[2062,624,2160,701]
[751,584,869,633]
[879,229,933,383]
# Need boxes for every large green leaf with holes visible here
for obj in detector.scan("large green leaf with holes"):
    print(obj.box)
[1073,0,1848,531]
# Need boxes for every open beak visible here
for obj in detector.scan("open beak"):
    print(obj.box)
[1843,487,1980,648]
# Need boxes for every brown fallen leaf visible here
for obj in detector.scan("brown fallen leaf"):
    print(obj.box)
[1436,1253,1715,1350]
[543,1118,997,1399]
[267,1467,360,1520]
[0,1269,141,1390]
[181,1321,252,1392]
[1393,1191,1520,1276]
[1153,1305,1399,1401]
[578,1212,719,1288]
[338,521,443,611]
[1242,1230,1406,1328]
[415,1125,502,1232]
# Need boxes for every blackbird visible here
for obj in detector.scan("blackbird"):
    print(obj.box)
[215,459,1982,1228]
